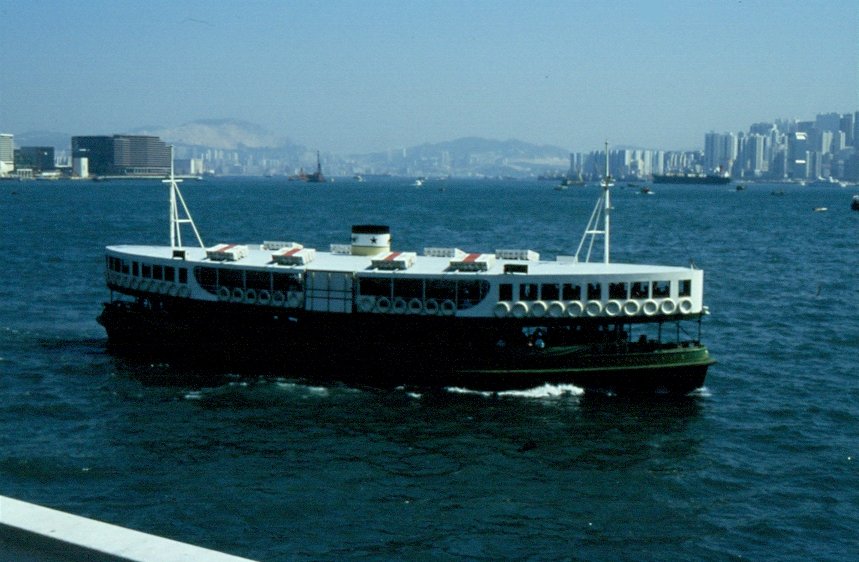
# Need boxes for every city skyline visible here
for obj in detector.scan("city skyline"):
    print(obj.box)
[1,1,858,155]
[5,106,859,181]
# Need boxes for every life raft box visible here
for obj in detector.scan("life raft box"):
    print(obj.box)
[449,253,496,272]
[371,251,417,270]
[206,244,249,261]
[272,247,316,266]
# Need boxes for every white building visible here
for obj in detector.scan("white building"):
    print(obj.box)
[0,134,14,175]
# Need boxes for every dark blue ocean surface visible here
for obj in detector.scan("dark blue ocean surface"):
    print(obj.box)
[1,177,858,560]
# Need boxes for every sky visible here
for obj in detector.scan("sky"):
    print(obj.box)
[1,0,857,154]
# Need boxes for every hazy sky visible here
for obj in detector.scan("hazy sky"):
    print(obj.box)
[1,0,857,153]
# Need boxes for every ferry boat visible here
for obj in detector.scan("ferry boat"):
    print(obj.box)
[98,145,714,394]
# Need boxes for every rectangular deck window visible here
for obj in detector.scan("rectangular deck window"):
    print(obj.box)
[178,268,188,284]
[132,262,139,276]
[587,282,601,301]
[359,277,393,297]
[152,265,163,281]
[246,270,272,291]
[457,280,488,309]
[679,279,692,297]
[194,267,217,293]
[425,279,457,302]
[164,266,175,283]
[541,283,560,300]
[141,264,152,279]
[652,280,671,298]
[631,282,649,299]
[608,282,628,300]
[519,283,538,301]
[562,284,581,300]
[219,268,243,289]
[393,278,423,299]
[499,283,513,301]
[273,272,301,293]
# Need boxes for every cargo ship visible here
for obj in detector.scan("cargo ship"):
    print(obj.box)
[98,146,714,394]
[652,173,731,185]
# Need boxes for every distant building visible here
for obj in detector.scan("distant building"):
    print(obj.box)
[71,135,170,176]
[73,157,89,178]
[704,132,738,174]
[0,134,13,175]
[174,158,204,175]
[14,146,55,172]
[787,132,809,179]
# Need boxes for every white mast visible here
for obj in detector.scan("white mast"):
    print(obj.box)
[574,140,612,264]
[164,146,205,249]
[603,140,611,264]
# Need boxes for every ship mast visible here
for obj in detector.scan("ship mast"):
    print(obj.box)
[603,140,611,263]
[574,140,612,263]
[165,146,205,249]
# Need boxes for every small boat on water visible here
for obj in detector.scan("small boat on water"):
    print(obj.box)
[97,144,714,395]
[305,151,326,183]
[851,195,859,211]
[639,186,654,195]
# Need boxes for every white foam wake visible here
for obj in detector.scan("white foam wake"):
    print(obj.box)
[446,383,584,399]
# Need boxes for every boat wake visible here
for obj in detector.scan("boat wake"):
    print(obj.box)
[445,383,584,399]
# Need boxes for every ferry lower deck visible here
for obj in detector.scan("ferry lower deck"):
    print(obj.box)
[98,291,714,395]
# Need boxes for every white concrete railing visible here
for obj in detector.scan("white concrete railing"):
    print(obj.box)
[0,495,257,562]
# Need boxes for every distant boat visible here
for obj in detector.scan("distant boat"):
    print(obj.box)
[735,184,746,191]
[813,207,828,212]
[807,177,844,187]
[558,178,583,188]
[639,186,654,195]
[305,151,326,183]
[652,174,731,185]
[353,175,365,182]
[413,177,425,188]
[851,195,859,211]
[287,168,307,181]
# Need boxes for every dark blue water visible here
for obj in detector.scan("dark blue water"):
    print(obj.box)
[2,178,858,560]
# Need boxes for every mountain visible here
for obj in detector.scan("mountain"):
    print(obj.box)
[134,119,293,150]
[355,137,571,177]
[7,121,573,177]
[407,137,569,162]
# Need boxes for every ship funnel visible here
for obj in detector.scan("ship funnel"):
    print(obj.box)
[351,225,391,256]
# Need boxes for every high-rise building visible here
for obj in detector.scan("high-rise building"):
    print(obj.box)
[704,132,737,173]
[747,134,766,174]
[14,147,55,172]
[839,113,855,146]
[787,132,809,179]
[815,112,841,132]
[71,135,170,176]
[0,134,13,175]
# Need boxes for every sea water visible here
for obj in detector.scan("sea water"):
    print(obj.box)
[1,178,857,560]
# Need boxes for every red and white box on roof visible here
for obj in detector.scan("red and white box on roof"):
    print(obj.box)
[206,243,248,261]
[370,251,417,270]
[272,246,316,266]
[449,252,496,272]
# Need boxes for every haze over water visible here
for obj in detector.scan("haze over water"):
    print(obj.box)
[2,1,858,153]
[1,178,857,559]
